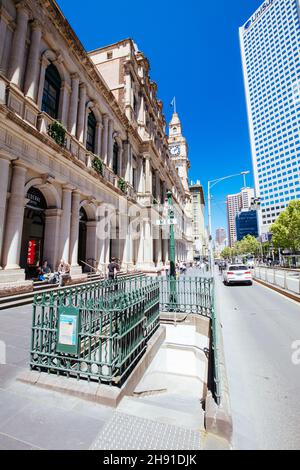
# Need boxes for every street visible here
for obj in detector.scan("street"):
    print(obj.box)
[215,271,300,450]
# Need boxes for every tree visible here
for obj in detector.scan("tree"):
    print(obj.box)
[221,247,232,259]
[238,235,260,256]
[271,200,300,253]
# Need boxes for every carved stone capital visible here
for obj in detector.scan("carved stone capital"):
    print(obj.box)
[30,18,42,30]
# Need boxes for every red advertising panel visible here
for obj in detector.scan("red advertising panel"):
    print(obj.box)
[27,239,36,266]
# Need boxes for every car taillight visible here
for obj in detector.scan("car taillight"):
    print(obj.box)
[227,272,234,275]
[245,271,251,275]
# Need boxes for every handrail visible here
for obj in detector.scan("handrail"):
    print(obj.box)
[256,265,300,273]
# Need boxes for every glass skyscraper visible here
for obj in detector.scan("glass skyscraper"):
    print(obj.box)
[240,0,300,234]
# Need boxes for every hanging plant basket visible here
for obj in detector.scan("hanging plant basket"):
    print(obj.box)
[92,157,103,176]
[48,121,66,147]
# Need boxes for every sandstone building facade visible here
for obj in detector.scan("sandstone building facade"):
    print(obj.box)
[0,0,193,290]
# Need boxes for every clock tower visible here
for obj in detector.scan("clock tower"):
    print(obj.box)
[168,112,190,195]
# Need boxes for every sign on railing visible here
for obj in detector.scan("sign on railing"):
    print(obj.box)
[30,276,160,386]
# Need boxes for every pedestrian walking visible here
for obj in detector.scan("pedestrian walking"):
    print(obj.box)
[107,257,120,280]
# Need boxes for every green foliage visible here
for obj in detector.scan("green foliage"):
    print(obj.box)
[237,235,260,256]
[221,235,260,260]
[48,121,66,147]
[92,157,103,176]
[118,177,128,194]
[221,247,232,259]
[271,200,300,253]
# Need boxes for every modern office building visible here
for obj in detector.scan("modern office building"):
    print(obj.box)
[216,228,227,246]
[240,0,300,234]
[227,188,254,246]
[236,209,259,241]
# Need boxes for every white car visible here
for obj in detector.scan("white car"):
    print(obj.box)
[223,264,253,286]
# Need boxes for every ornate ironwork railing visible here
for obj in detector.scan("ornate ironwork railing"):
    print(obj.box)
[159,276,214,317]
[30,276,160,386]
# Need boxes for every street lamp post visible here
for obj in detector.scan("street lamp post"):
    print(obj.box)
[166,190,177,310]
[167,190,176,278]
[207,171,250,273]
[250,196,262,262]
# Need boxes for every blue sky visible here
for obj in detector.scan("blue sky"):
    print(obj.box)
[57,0,264,236]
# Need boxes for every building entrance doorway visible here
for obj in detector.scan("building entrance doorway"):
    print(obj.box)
[78,207,87,268]
[20,187,47,279]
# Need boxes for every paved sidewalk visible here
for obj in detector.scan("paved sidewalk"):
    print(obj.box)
[0,303,229,450]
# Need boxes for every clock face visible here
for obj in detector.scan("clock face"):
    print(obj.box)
[170,146,180,156]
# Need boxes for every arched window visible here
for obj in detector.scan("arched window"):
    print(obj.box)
[113,142,119,175]
[42,64,61,119]
[86,111,96,153]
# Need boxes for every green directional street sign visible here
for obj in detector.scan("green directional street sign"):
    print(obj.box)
[156,219,166,226]
[56,306,81,355]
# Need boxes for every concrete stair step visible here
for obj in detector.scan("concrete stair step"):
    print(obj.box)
[118,395,205,431]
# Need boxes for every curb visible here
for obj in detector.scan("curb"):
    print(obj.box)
[254,277,300,303]
[205,283,233,443]
[18,326,166,408]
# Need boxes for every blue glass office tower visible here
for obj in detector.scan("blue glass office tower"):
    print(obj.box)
[236,210,259,242]
[240,0,300,234]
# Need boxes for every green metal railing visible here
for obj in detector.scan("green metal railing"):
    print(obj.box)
[210,291,221,405]
[159,276,220,404]
[159,276,214,317]
[30,276,160,386]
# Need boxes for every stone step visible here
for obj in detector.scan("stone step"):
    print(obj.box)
[0,271,145,310]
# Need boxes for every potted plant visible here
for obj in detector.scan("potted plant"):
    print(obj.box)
[48,120,66,147]
[92,157,103,176]
[118,177,128,194]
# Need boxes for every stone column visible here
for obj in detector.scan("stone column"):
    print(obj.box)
[108,119,114,168]
[123,229,133,270]
[58,81,70,128]
[97,214,106,273]
[124,142,130,182]
[43,208,62,271]
[102,114,109,165]
[68,74,79,136]
[137,220,144,265]
[76,83,86,143]
[8,3,29,87]
[164,239,169,263]
[60,186,72,263]
[124,143,132,185]
[0,9,10,70]
[2,162,27,270]
[138,94,145,125]
[156,229,162,267]
[69,191,81,273]
[24,19,42,100]
[143,216,154,269]
[0,154,13,268]
[145,155,152,193]
[117,141,123,177]
[104,220,111,265]
[138,157,144,193]
[155,171,161,202]
[125,73,132,106]
[95,121,103,157]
